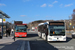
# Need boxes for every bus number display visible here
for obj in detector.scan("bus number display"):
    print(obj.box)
[17,25,25,26]
[50,23,64,25]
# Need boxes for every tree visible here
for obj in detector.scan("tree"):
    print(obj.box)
[72,9,75,23]
[72,9,75,30]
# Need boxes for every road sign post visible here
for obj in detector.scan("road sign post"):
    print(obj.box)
[2,18,3,38]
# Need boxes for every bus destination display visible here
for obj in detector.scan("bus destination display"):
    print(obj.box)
[17,25,25,26]
[50,23,64,25]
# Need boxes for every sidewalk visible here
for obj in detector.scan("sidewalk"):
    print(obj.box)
[0,37,31,50]
[0,36,14,44]
[0,36,23,50]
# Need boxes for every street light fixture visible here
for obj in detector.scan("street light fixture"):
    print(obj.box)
[69,15,72,34]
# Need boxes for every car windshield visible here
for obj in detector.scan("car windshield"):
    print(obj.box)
[15,26,27,32]
[49,25,65,36]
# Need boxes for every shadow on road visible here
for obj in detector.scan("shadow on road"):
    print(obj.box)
[30,40,58,50]
[0,40,23,50]
[27,34,38,37]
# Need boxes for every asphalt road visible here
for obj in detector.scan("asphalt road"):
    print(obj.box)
[28,32,75,50]
[0,31,75,50]
[16,31,75,50]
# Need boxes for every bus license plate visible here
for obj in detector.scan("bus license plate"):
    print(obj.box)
[57,40,60,41]
[53,39,56,41]
[54,36,61,38]
[19,35,22,37]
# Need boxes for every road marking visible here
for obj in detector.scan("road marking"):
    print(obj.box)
[20,41,25,50]
[27,41,31,50]
[20,41,31,50]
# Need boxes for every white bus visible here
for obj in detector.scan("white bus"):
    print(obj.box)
[38,21,66,41]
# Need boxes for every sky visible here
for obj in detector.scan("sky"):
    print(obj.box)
[0,0,75,23]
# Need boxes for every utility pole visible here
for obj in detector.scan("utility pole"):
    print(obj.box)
[69,15,71,34]
[2,18,3,38]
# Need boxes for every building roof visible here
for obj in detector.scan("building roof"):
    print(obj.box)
[0,10,10,18]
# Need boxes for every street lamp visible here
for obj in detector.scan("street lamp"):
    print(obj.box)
[69,15,72,34]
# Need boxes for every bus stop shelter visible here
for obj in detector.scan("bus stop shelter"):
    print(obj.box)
[0,10,10,38]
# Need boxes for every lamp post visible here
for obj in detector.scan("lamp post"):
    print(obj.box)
[69,15,71,34]
[9,20,15,29]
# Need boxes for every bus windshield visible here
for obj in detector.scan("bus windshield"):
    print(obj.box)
[49,25,65,36]
[15,26,27,32]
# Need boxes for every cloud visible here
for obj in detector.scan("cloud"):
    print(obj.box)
[60,4,63,6]
[41,4,46,7]
[49,4,53,7]
[53,1,58,4]
[22,0,30,2]
[0,3,6,6]
[59,4,63,8]
[20,15,26,17]
[65,4,73,7]
[48,1,58,7]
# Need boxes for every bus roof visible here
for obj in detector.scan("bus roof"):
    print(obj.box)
[38,23,44,26]
[38,21,64,26]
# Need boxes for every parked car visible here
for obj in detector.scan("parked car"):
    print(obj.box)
[72,32,75,38]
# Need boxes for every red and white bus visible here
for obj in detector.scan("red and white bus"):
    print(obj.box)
[14,22,28,37]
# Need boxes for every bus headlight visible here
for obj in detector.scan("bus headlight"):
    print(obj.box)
[25,35,27,36]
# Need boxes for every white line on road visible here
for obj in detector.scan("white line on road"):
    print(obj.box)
[27,41,31,50]
[20,41,25,50]
[20,41,31,50]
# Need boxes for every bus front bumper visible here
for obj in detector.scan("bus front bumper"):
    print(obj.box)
[15,35,27,37]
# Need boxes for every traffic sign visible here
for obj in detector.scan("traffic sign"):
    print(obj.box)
[70,23,72,25]
[3,19,6,23]
[3,19,6,21]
